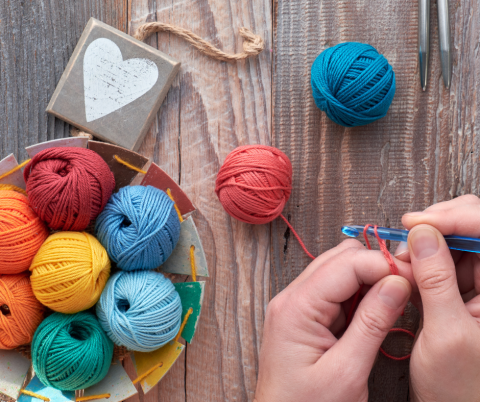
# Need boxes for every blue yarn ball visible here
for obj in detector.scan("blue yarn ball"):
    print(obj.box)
[95,185,181,271]
[96,270,182,352]
[311,42,396,127]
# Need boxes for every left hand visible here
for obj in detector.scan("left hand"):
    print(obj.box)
[254,239,413,402]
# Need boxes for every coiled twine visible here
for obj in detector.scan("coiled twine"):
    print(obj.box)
[0,273,44,349]
[0,190,49,274]
[24,147,115,231]
[311,42,396,127]
[30,232,111,314]
[96,270,182,352]
[215,145,292,224]
[95,186,181,271]
[32,311,114,391]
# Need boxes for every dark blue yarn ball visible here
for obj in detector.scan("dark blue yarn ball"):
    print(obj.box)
[95,185,181,271]
[311,42,396,127]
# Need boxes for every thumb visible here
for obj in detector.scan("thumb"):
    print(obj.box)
[331,276,411,373]
[407,224,466,326]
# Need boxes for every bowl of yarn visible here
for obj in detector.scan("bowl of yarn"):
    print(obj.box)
[96,270,182,352]
[311,42,396,127]
[30,231,110,314]
[95,185,181,270]
[0,190,49,274]
[32,311,114,391]
[24,147,115,231]
[0,273,44,349]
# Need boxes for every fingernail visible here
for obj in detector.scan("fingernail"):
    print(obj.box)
[378,277,410,309]
[409,227,439,260]
[394,241,408,257]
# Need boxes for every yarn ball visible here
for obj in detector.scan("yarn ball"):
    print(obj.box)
[0,190,49,274]
[30,231,111,314]
[32,311,114,391]
[215,145,292,224]
[24,147,115,231]
[96,270,182,352]
[95,185,181,271]
[311,42,396,127]
[0,273,44,349]
[0,184,27,196]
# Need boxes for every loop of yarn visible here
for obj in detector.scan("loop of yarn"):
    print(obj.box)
[215,145,292,224]
[32,311,113,391]
[311,42,396,127]
[96,270,182,352]
[0,273,44,349]
[24,147,115,231]
[95,186,181,271]
[30,232,111,314]
[0,190,49,274]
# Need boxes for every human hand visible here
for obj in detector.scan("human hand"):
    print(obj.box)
[254,240,413,402]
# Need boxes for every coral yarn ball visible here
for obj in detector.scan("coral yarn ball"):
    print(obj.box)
[0,190,49,274]
[30,232,111,314]
[311,42,396,127]
[215,145,292,224]
[0,273,44,349]
[24,147,115,231]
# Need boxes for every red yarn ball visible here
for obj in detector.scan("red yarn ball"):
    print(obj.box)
[215,145,292,224]
[24,147,115,231]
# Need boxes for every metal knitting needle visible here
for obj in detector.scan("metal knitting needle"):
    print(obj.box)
[419,0,430,91]
[438,0,452,89]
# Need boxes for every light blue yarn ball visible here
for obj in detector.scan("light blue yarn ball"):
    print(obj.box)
[96,270,182,352]
[311,42,396,127]
[95,185,181,270]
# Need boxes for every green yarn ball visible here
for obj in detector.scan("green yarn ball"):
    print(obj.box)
[32,311,114,391]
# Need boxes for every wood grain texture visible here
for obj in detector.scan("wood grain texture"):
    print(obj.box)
[272,0,480,401]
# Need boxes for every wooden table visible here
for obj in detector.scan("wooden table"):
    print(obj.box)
[1,0,478,400]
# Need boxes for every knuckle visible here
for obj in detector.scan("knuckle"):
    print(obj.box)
[417,265,453,294]
[458,194,480,204]
[356,309,390,339]
[266,294,285,320]
[340,238,364,250]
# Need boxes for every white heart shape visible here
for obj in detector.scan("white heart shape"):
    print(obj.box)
[83,38,159,122]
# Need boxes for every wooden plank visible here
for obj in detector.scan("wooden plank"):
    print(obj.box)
[272,0,480,401]
[0,0,128,162]
[122,1,272,401]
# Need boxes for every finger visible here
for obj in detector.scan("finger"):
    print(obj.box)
[408,225,468,326]
[328,276,411,374]
[408,195,480,215]
[394,242,410,262]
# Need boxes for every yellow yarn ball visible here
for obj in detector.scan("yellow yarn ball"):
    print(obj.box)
[30,232,111,314]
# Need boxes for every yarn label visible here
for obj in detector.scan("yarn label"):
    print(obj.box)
[174,281,205,343]
[17,376,74,402]
[133,341,185,393]
[0,350,31,399]
[83,363,137,402]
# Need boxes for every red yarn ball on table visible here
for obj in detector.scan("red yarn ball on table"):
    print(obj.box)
[24,147,115,231]
[215,145,292,224]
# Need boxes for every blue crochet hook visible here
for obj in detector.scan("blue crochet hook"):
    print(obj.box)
[341,225,480,254]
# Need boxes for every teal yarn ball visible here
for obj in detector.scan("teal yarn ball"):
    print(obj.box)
[96,270,182,352]
[311,42,396,127]
[95,185,181,271]
[32,312,114,391]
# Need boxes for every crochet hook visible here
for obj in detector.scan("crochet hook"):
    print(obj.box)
[419,0,430,91]
[341,225,480,254]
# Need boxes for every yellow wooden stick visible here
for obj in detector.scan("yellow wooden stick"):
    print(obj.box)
[0,159,31,181]
[166,188,184,222]
[174,307,193,343]
[190,245,197,282]
[113,155,147,174]
[76,394,111,402]
[21,389,50,402]
[132,361,164,385]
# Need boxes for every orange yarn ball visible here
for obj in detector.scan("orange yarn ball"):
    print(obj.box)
[0,190,49,274]
[0,273,44,349]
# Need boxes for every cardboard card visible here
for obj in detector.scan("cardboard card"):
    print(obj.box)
[0,350,31,400]
[133,341,185,394]
[83,363,137,402]
[173,281,205,344]
[161,217,209,277]
[17,376,74,402]
[0,154,26,189]
[25,138,88,158]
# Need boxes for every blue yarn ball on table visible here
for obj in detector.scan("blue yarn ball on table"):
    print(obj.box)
[311,42,396,127]
[95,185,181,271]
[96,270,182,352]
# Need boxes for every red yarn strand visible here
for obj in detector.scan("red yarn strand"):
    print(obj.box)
[279,215,315,260]
[379,328,415,361]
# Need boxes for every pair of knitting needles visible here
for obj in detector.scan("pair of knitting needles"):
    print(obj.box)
[419,0,452,90]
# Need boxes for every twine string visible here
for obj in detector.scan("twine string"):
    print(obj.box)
[190,245,197,282]
[76,394,111,402]
[21,390,50,402]
[113,155,147,174]
[133,23,265,62]
[166,188,184,223]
